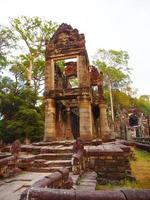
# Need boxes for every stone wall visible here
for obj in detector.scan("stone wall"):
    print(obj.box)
[86,144,131,181]
[0,155,17,177]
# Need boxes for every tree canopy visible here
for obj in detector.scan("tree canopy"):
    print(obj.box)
[0,16,57,143]
[93,49,131,90]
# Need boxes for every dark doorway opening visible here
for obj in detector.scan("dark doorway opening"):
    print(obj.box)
[70,107,80,139]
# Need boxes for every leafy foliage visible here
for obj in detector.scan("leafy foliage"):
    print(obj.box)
[9,16,57,88]
[0,78,44,143]
[93,49,132,121]
[135,98,150,116]
[113,90,131,109]
[0,25,17,67]
[0,16,57,143]
[93,49,131,89]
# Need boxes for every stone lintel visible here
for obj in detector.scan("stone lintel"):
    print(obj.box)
[46,51,85,61]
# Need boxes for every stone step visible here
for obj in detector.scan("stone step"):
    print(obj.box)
[35,153,72,160]
[33,159,72,168]
[44,160,72,167]
[30,166,72,173]
[40,147,73,154]
[76,185,96,190]
[76,171,97,190]
[33,159,47,167]
[33,140,74,146]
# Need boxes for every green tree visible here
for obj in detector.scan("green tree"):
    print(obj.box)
[93,49,131,122]
[0,25,17,68]
[139,95,150,102]
[0,78,44,143]
[113,90,131,114]
[0,16,57,143]
[11,16,57,88]
[135,97,150,116]
[2,16,57,90]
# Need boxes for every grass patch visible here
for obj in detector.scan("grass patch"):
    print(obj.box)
[130,148,150,189]
[96,148,150,190]
[96,179,139,190]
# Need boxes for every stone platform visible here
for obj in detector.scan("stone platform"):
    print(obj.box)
[0,140,133,199]
[1,140,131,179]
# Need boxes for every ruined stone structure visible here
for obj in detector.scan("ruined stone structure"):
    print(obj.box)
[1,24,150,200]
[20,168,150,200]
[44,23,110,141]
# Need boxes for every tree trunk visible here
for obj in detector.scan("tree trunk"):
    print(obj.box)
[109,79,115,135]
[27,54,33,86]
[109,79,114,122]
[148,117,150,137]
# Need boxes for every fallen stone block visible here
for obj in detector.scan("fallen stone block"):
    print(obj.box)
[76,190,126,200]
[121,189,150,200]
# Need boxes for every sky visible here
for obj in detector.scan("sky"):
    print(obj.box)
[0,0,150,96]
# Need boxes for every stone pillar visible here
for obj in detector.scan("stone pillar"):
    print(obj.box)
[44,58,56,141]
[77,55,90,87]
[99,102,110,141]
[44,98,56,141]
[45,59,55,93]
[65,107,73,140]
[79,95,93,141]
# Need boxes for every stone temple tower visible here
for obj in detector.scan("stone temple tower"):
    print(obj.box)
[44,23,110,142]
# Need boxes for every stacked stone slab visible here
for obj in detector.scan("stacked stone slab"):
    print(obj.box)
[1,141,132,179]
[86,144,131,181]
[0,155,17,177]
[20,145,73,172]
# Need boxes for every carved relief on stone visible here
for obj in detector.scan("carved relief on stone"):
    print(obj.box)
[89,65,100,85]
[46,23,86,57]
[64,62,77,77]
